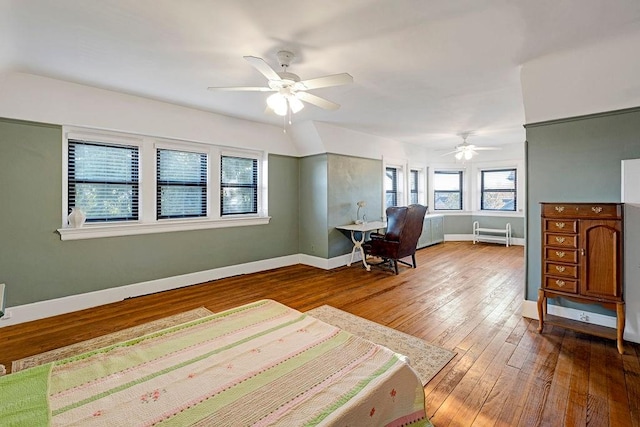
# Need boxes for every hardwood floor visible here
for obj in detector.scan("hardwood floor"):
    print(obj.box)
[1,241,638,426]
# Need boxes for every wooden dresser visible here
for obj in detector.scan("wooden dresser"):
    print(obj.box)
[537,202,625,354]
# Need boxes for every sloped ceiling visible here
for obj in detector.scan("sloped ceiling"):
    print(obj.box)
[1,0,640,150]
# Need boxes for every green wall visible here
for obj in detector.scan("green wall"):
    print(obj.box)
[298,153,383,259]
[299,154,329,258]
[443,214,524,238]
[0,119,299,307]
[525,107,640,311]
[327,154,383,258]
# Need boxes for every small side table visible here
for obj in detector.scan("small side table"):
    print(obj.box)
[336,221,387,271]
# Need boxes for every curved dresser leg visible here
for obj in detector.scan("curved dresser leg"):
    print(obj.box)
[537,289,545,333]
[616,302,625,354]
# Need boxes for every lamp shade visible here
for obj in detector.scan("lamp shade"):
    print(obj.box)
[289,96,304,113]
[267,93,288,116]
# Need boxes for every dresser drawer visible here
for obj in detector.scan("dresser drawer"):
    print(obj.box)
[544,276,578,293]
[545,248,578,263]
[541,203,621,218]
[544,233,578,249]
[544,219,578,234]
[545,262,578,278]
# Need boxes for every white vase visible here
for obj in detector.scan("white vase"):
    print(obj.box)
[67,207,87,228]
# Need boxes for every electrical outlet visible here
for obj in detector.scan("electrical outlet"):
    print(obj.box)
[579,312,589,322]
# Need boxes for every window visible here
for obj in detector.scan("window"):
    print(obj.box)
[385,166,398,207]
[220,155,258,215]
[481,169,517,211]
[434,171,462,210]
[410,169,419,204]
[61,127,269,240]
[157,149,207,219]
[68,140,139,222]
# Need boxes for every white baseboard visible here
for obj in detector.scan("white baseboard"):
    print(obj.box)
[298,252,361,270]
[445,234,525,246]
[521,299,638,344]
[0,255,299,327]
[0,252,360,328]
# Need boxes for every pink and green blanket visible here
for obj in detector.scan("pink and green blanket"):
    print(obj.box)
[0,300,430,426]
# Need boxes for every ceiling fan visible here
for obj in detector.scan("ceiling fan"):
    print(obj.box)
[207,50,353,117]
[442,134,500,161]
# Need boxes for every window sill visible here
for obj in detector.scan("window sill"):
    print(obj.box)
[57,216,271,241]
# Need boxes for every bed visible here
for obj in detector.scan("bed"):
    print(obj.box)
[0,299,430,426]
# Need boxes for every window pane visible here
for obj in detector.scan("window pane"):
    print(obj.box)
[157,149,207,219]
[435,192,461,210]
[434,171,462,210]
[221,156,258,215]
[221,157,256,184]
[483,170,516,190]
[385,168,397,192]
[68,140,139,222]
[222,187,257,215]
[434,172,461,191]
[410,170,419,204]
[482,191,516,211]
[385,167,398,208]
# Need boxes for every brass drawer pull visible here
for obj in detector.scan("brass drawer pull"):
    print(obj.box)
[555,222,565,228]
[555,206,564,213]
[555,237,565,243]
[556,251,565,258]
[592,206,602,214]
[555,266,566,272]
[555,280,565,287]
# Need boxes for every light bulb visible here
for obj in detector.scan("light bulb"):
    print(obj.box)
[455,151,463,160]
[267,93,288,116]
[289,96,304,113]
[464,150,473,160]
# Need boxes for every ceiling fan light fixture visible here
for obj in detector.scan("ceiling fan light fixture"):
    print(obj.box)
[267,93,288,116]
[464,150,473,160]
[289,95,304,114]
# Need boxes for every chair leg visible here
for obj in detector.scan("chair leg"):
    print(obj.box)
[393,260,398,275]
[412,254,416,268]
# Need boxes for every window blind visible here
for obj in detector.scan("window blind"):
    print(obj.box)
[410,170,419,204]
[156,149,207,219]
[385,167,398,207]
[68,140,139,221]
[220,156,258,215]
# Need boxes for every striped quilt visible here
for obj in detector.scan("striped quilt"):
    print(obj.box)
[0,300,430,426]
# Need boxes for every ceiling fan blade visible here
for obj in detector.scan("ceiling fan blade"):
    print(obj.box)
[440,150,459,156]
[474,147,501,151]
[243,56,282,81]
[296,91,340,110]
[207,86,274,92]
[295,73,353,90]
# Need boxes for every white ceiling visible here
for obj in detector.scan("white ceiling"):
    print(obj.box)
[2,0,640,150]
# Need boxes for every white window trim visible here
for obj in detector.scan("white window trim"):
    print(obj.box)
[58,126,270,241]
[430,166,467,212]
[471,159,525,217]
[382,156,407,216]
[409,166,426,206]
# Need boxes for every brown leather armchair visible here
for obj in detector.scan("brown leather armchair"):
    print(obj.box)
[363,204,428,274]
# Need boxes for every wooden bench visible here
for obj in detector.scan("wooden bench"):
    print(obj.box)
[473,221,511,247]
